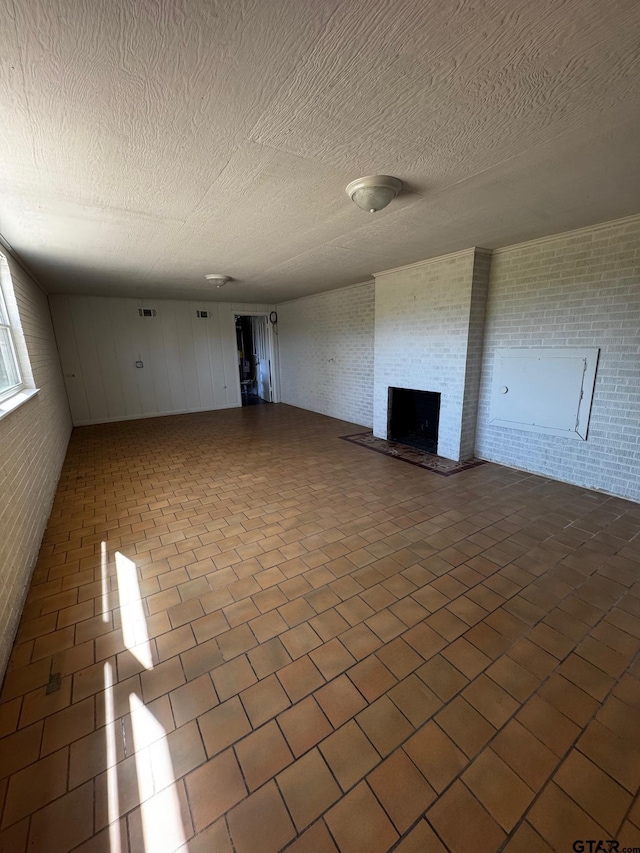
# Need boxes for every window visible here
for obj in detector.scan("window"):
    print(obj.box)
[0,251,37,419]
[0,280,22,402]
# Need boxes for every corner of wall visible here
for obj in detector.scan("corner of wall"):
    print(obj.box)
[459,248,492,460]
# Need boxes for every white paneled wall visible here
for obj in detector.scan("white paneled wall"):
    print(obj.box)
[49,296,275,425]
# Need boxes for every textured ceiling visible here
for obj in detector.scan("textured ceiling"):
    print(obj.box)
[1,0,639,302]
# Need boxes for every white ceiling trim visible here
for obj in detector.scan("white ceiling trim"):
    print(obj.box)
[491,212,640,256]
[374,247,478,279]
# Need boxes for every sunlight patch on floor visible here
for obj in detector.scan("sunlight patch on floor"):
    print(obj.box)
[103,660,122,853]
[130,694,187,853]
[115,551,154,670]
[100,540,110,623]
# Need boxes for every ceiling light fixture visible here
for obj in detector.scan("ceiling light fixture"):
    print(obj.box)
[205,273,231,288]
[346,175,403,213]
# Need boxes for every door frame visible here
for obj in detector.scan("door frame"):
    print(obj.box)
[232,311,280,404]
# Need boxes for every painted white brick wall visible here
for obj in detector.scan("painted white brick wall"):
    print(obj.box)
[0,254,71,683]
[476,215,640,502]
[373,249,487,461]
[460,250,491,459]
[278,282,375,427]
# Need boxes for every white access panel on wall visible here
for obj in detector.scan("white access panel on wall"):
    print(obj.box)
[489,348,599,440]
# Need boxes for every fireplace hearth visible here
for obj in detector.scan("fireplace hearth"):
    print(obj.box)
[388,387,440,453]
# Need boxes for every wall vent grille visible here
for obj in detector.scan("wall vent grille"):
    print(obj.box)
[196,310,210,318]
[138,308,157,318]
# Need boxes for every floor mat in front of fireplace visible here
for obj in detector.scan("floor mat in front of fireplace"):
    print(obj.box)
[340,431,486,476]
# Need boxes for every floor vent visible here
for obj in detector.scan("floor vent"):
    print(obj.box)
[46,672,62,694]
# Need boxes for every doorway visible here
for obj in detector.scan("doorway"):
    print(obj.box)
[235,314,274,405]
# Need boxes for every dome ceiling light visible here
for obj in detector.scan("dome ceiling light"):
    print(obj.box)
[346,175,403,213]
[205,273,231,288]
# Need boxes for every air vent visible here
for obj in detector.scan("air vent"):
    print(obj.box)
[138,308,157,318]
[196,310,210,319]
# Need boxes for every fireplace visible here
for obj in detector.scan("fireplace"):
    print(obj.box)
[388,387,441,453]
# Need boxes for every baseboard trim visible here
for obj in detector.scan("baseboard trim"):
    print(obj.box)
[73,403,239,426]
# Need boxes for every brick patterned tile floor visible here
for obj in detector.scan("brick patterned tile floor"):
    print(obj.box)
[1,404,640,852]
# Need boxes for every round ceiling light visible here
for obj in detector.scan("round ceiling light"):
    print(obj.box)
[346,175,403,213]
[205,273,231,288]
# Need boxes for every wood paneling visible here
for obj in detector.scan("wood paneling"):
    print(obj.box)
[49,296,274,425]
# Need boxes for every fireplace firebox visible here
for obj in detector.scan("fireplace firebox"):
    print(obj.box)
[388,387,441,453]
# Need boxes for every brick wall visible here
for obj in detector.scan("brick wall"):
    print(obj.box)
[476,215,640,502]
[373,249,487,461]
[0,253,71,683]
[278,282,375,427]
[460,250,491,460]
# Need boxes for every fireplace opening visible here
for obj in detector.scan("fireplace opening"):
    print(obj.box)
[388,387,441,453]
